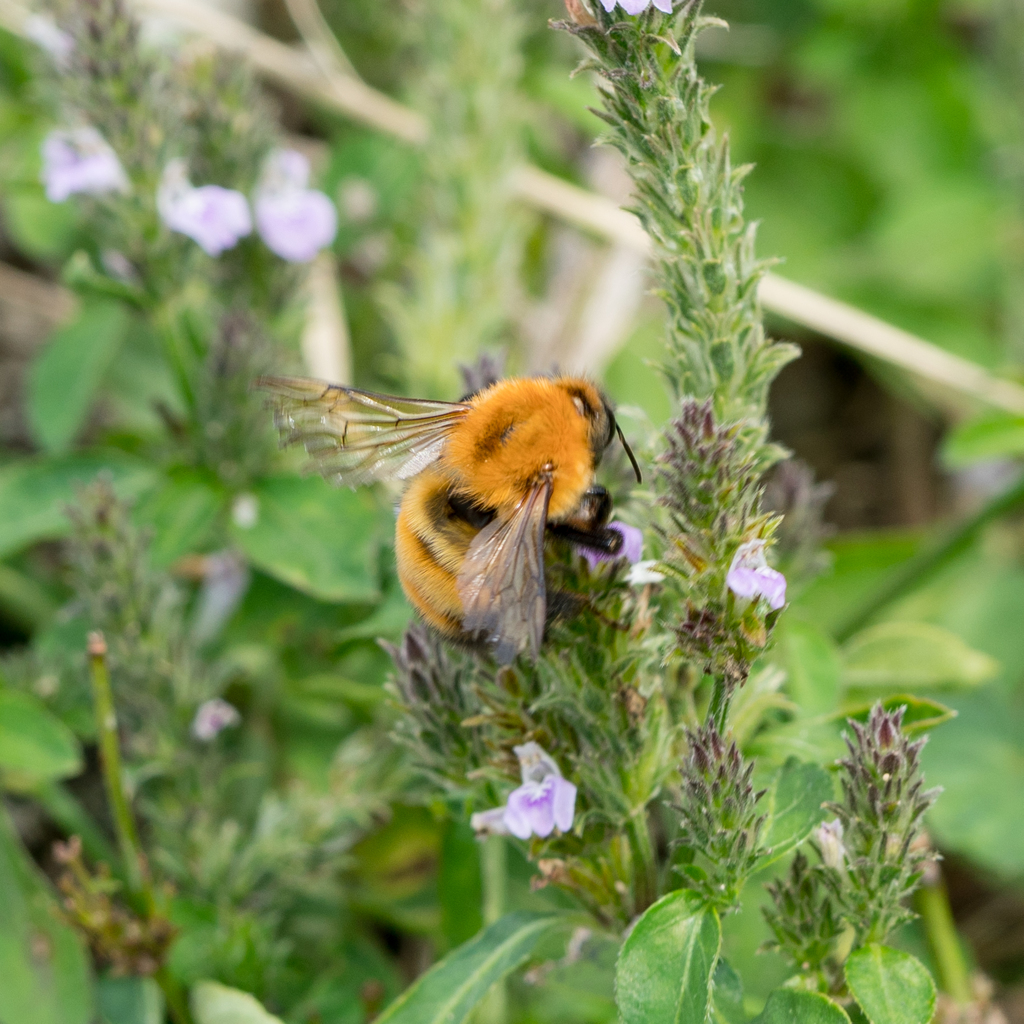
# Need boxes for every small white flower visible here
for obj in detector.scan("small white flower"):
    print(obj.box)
[231,493,259,529]
[626,559,665,586]
[816,819,846,871]
[192,698,241,741]
[469,807,510,837]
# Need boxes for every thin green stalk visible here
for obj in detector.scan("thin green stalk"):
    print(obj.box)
[916,876,972,1004]
[836,473,1024,642]
[706,675,731,734]
[482,834,507,926]
[88,631,147,904]
[627,810,658,914]
[88,632,195,1024]
[478,836,508,1024]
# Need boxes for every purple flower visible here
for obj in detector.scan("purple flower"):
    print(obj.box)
[582,521,643,570]
[254,149,337,263]
[157,159,252,256]
[191,698,241,741]
[726,539,786,610]
[470,742,577,841]
[191,551,250,645]
[599,0,673,13]
[41,127,128,202]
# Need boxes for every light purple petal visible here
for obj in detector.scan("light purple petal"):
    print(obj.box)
[504,785,539,839]
[726,565,763,601]
[617,0,651,13]
[192,698,240,741]
[162,183,252,256]
[726,565,787,609]
[652,0,673,11]
[582,521,644,570]
[270,149,311,190]
[505,780,557,839]
[255,189,337,262]
[615,523,644,564]
[41,128,128,202]
[552,777,577,832]
[756,567,787,610]
[599,0,616,9]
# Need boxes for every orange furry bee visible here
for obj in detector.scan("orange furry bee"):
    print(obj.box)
[258,374,641,663]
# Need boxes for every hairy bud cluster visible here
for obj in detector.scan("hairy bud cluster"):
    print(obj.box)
[674,722,766,910]
[826,704,941,943]
[763,705,941,987]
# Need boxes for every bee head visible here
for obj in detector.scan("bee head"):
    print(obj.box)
[559,379,642,484]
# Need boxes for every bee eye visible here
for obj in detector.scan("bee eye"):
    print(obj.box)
[572,396,587,418]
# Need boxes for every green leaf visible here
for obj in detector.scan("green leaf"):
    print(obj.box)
[2,189,79,261]
[191,981,284,1024]
[615,890,721,1024]
[753,989,850,1024]
[97,976,163,1024]
[28,300,131,453]
[941,411,1024,467]
[0,690,82,787]
[376,911,562,1024]
[439,819,483,949]
[841,695,956,735]
[230,474,380,604]
[841,621,998,691]
[0,807,93,1024]
[712,958,746,1024]
[0,451,156,560]
[780,620,841,716]
[758,758,833,864]
[845,945,936,1024]
[922,698,1024,876]
[132,470,224,567]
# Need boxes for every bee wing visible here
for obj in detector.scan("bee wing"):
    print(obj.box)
[257,375,471,487]
[457,476,553,665]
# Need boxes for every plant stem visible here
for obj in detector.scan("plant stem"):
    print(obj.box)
[87,631,147,905]
[478,836,508,1024]
[836,472,1024,642]
[627,809,658,915]
[707,675,731,734]
[916,874,972,1005]
[88,633,196,1024]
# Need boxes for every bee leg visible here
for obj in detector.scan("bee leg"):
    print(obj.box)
[574,485,612,529]
[548,522,624,555]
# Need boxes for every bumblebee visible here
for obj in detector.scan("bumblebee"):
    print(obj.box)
[258,374,641,663]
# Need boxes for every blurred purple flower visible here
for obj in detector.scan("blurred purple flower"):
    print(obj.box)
[191,551,250,645]
[192,698,241,741]
[470,741,577,841]
[158,159,252,256]
[599,0,672,13]
[254,149,337,263]
[41,127,128,202]
[582,521,643,570]
[25,14,74,66]
[726,539,786,610]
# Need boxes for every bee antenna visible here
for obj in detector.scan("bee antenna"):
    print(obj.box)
[616,421,643,484]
